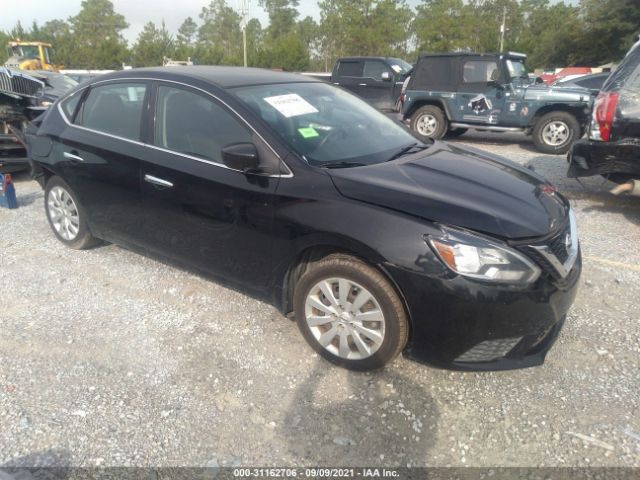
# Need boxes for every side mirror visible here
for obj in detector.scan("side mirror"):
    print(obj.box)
[221,143,259,172]
[381,71,392,82]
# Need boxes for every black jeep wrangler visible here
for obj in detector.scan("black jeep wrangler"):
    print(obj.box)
[401,52,593,154]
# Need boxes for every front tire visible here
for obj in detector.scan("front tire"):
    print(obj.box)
[293,254,409,371]
[532,111,580,154]
[45,176,101,249]
[410,105,448,141]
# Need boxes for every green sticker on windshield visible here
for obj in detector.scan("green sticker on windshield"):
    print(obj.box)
[298,127,319,139]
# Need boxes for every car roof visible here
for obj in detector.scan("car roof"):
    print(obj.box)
[418,52,526,60]
[338,56,399,62]
[93,66,320,89]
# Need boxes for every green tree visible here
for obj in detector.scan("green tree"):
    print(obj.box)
[318,0,412,67]
[68,0,129,68]
[259,0,300,39]
[132,21,175,67]
[197,0,243,65]
[572,0,640,65]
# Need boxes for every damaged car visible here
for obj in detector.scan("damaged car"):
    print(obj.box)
[401,52,593,154]
[568,39,640,190]
[27,67,580,371]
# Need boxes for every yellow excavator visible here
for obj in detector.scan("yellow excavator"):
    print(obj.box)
[3,40,61,72]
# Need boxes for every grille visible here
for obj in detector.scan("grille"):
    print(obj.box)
[522,211,578,280]
[0,67,44,99]
[548,226,571,264]
[454,337,523,363]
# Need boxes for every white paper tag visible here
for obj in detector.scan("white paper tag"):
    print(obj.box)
[264,94,319,118]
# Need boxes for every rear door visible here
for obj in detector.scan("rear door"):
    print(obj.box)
[137,82,282,290]
[55,80,149,243]
[455,57,506,125]
[333,59,364,96]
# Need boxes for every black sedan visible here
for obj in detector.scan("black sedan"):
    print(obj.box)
[26,67,581,371]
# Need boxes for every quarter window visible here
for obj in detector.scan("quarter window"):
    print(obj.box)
[154,85,252,163]
[61,91,83,121]
[79,83,147,141]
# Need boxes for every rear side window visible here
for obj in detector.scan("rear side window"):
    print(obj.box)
[78,83,147,141]
[363,60,390,81]
[603,42,640,93]
[337,61,364,77]
[408,56,455,90]
[154,85,252,163]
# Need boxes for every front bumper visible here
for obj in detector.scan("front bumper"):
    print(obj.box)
[392,250,581,371]
[568,137,640,178]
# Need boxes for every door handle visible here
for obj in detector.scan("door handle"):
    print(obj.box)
[63,151,84,162]
[359,83,367,86]
[144,174,173,188]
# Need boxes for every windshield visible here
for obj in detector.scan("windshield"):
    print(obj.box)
[389,58,412,75]
[47,74,78,91]
[232,82,420,167]
[506,59,528,80]
[13,45,39,60]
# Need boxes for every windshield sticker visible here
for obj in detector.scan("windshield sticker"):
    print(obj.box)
[391,65,402,74]
[298,127,319,138]
[264,94,319,118]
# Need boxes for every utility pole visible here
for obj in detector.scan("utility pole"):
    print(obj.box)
[499,6,507,52]
[239,0,249,67]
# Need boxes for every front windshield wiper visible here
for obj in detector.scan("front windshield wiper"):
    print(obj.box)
[387,142,430,162]
[320,161,368,169]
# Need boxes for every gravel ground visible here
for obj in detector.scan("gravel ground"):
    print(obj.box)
[1,132,639,468]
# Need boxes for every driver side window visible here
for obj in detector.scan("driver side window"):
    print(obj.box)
[154,85,252,163]
[462,60,500,83]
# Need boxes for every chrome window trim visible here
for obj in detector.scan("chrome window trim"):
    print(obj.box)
[530,209,579,278]
[56,77,294,178]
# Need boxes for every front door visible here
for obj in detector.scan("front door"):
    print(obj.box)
[136,83,281,291]
[358,59,396,111]
[454,57,506,125]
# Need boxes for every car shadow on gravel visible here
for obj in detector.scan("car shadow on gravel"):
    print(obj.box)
[280,361,439,466]
[0,448,72,475]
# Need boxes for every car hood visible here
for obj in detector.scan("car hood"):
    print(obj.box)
[328,141,569,239]
[523,84,592,103]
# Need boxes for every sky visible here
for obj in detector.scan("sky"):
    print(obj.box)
[1,0,427,44]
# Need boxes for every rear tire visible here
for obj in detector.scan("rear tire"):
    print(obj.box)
[44,176,101,250]
[410,105,448,141]
[532,111,580,154]
[293,254,408,371]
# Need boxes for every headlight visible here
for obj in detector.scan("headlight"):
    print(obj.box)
[427,227,541,286]
[40,100,53,107]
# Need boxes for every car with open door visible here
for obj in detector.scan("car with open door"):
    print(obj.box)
[27,66,581,371]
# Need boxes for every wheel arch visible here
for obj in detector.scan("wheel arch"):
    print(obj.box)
[528,104,589,128]
[405,98,451,120]
[274,238,414,340]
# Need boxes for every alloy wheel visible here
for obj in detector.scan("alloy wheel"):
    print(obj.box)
[47,185,80,241]
[542,120,570,146]
[304,277,386,360]
[416,114,438,137]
